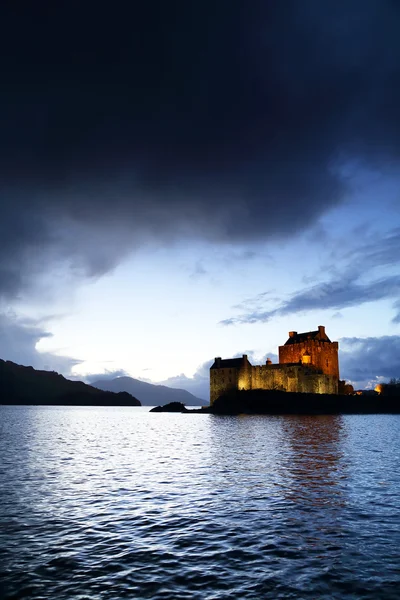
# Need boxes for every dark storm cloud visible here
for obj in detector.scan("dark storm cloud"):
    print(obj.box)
[222,274,400,325]
[1,0,400,296]
[340,336,400,387]
[221,228,400,324]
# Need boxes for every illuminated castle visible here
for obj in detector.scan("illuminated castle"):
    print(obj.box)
[210,326,339,404]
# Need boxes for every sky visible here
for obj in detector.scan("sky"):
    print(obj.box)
[1,0,400,400]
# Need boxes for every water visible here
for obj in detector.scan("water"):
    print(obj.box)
[0,406,399,599]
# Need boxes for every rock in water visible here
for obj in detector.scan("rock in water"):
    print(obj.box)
[150,402,188,413]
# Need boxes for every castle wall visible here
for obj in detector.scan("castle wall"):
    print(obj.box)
[251,365,287,391]
[295,369,338,395]
[237,360,252,391]
[250,364,338,395]
[210,367,239,404]
[211,364,338,403]
[279,340,339,379]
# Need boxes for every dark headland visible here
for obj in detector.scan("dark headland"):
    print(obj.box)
[152,389,400,415]
[0,360,141,406]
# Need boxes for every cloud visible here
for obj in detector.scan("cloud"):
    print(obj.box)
[0,312,80,374]
[158,360,213,401]
[85,369,129,384]
[393,300,400,324]
[340,335,400,388]
[189,262,208,279]
[221,228,400,324]
[1,1,400,297]
[232,291,277,312]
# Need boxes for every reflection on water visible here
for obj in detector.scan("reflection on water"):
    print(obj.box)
[281,415,346,506]
[0,407,399,599]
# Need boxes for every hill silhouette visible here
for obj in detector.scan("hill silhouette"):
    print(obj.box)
[0,360,140,406]
[91,376,205,406]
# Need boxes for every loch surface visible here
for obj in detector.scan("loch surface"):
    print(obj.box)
[0,406,399,599]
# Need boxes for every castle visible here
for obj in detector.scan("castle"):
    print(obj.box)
[210,326,339,404]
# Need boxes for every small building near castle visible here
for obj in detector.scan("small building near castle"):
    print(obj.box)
[210,326,339,404]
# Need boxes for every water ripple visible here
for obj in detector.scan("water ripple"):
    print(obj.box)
[0,407,399,599]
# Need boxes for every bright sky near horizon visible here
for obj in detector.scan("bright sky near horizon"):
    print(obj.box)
[1,1,400,400]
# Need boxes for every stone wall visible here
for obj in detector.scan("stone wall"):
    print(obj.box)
[251,365,287,391]
[211,363,338,403]
[279,340,339,379]
[295,369,338,394]
[210,367,240,404]
[251,364,338,395]
[237,359,252,391]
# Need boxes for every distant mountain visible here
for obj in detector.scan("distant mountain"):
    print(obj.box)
[0,360,140,406]
[91,376,205,406]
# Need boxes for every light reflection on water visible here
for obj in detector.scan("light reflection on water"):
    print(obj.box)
[0,406,399,599]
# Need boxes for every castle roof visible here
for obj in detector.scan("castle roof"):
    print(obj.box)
[210,357,247,370]
[284,328,331,345]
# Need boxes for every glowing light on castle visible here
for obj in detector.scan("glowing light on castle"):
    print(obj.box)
[210,326,339,404]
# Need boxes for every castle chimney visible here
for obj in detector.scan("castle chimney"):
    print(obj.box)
[266,358,272,365]
[215,357,221,366]
[242,354,248,360]
[289,331,297,338]
[318,325,325,336]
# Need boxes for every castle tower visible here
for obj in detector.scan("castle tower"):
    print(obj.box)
[278,325,339,380]
[209,355,252,405]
